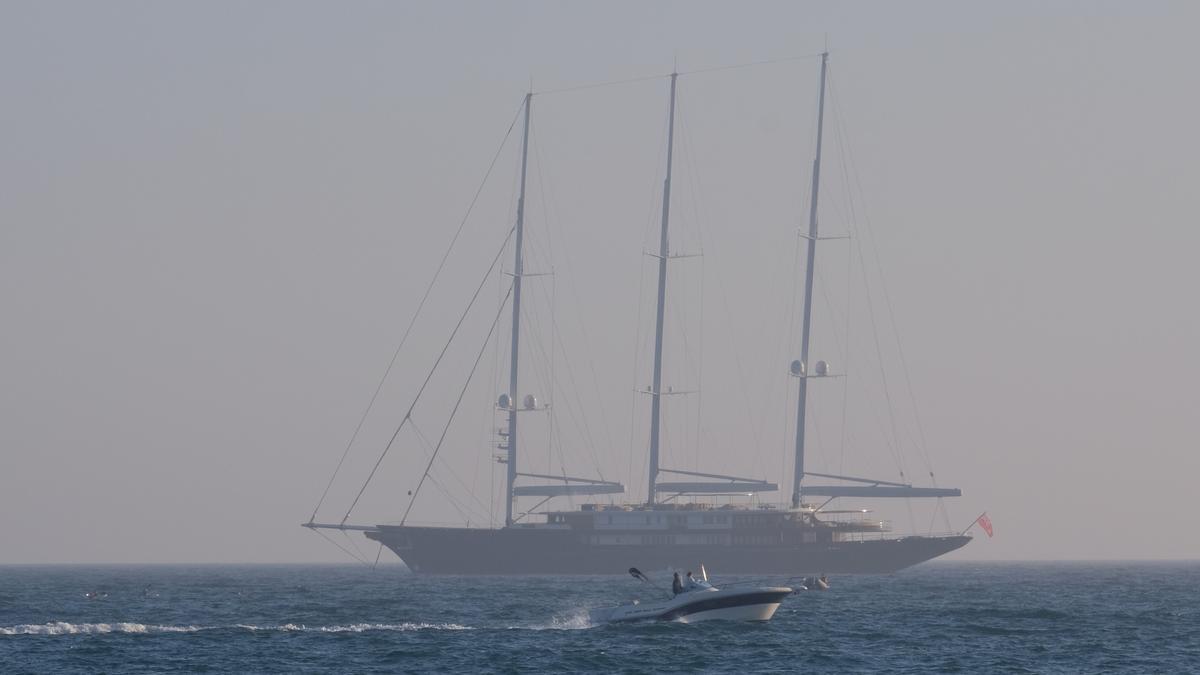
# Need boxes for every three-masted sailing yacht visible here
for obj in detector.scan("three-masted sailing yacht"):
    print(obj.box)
[306,54,971,573]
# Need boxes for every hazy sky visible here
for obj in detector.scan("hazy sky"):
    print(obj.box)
[3,1,1198,563]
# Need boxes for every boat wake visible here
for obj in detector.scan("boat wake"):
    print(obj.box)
[515,609,597,631]
[237,622,472,633]
[1,621,472,635]
[1,622,203,635]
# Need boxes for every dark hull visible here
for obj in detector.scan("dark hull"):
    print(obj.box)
[365,526,971,575]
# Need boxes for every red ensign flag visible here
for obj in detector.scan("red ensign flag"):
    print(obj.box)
[978,512,994,538]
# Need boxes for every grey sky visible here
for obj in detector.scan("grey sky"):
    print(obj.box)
[2,1,1197,563]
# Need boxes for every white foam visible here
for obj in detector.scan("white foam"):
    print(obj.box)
[513,609,597,631]
[320,623,472,632]
[0,622,201,635]
[233,622,472,632]
[1,621,471,636]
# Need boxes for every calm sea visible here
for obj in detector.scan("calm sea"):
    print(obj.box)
[1,562,1197,673]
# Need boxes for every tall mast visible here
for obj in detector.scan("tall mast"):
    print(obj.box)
[791,52,829,509]
[505,92,532,527]
[647,72,678,505]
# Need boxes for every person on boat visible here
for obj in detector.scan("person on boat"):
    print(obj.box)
[672,572,684,596]
[685,571,702,592]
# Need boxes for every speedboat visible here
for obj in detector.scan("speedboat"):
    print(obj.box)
[795,575,830,592]
[589,568,792,624]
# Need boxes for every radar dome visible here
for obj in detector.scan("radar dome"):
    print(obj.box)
[815,360,830,376]
[497,393,511,409]
[523,394,538,410]
[790,360,804,376]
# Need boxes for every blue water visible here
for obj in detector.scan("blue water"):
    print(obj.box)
[1,562,1197,673]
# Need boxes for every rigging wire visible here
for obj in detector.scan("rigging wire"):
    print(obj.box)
[523,276,583,475]
[532,54,825,97]
[521,285,607,481]
[535,73,667,96]
[524,127,600,481]
[544,255,619,483]
[853,234,909,479]
[310,526,369,565]
[626,250,649,501]
[838,199,854,477]
[546,191,558,480]
[410,420,493,521]
[677,92,777,481]
[780,224,805,495]
[534,169,621,490]
[402,285,514,525]
[669,96,695,471]
[844,178,917,532]
[678,53,825,78]
[829,68,949,531]
[808,257,854,477]
[340,224,516,525]
[505,235,574,481]
[695,236,706,471]
[341,529,369,561]
[831,70,939,480]
[309,99,526,524]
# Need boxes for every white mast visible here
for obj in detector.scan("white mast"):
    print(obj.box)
[791,52,829,509]
[647,72,678,505]
[505,92,532,526]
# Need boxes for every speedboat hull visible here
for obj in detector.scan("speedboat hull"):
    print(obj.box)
[591,587,792,624]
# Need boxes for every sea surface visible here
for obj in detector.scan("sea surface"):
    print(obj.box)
[1,562,1197,673]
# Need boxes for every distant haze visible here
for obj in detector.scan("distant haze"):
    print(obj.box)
[2,1,1198,563]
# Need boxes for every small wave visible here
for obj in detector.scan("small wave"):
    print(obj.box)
[1,622,201,635]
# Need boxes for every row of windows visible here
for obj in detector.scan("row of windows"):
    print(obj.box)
[732,534,780,545]
[599,514,670,525]
[597,514,732,526]
[587,534,731,546]
[734,514,782,527]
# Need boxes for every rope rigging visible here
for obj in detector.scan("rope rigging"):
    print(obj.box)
[409,420,492,523]
[339,224,516,525]
[825,66,951,532]
[532,53,824,97]
[837,103,952,535]
[402,284,514,525]
[308,100,526,525]
[528,128,614,484]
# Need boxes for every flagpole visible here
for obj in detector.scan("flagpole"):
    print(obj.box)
[961,512,987,536]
